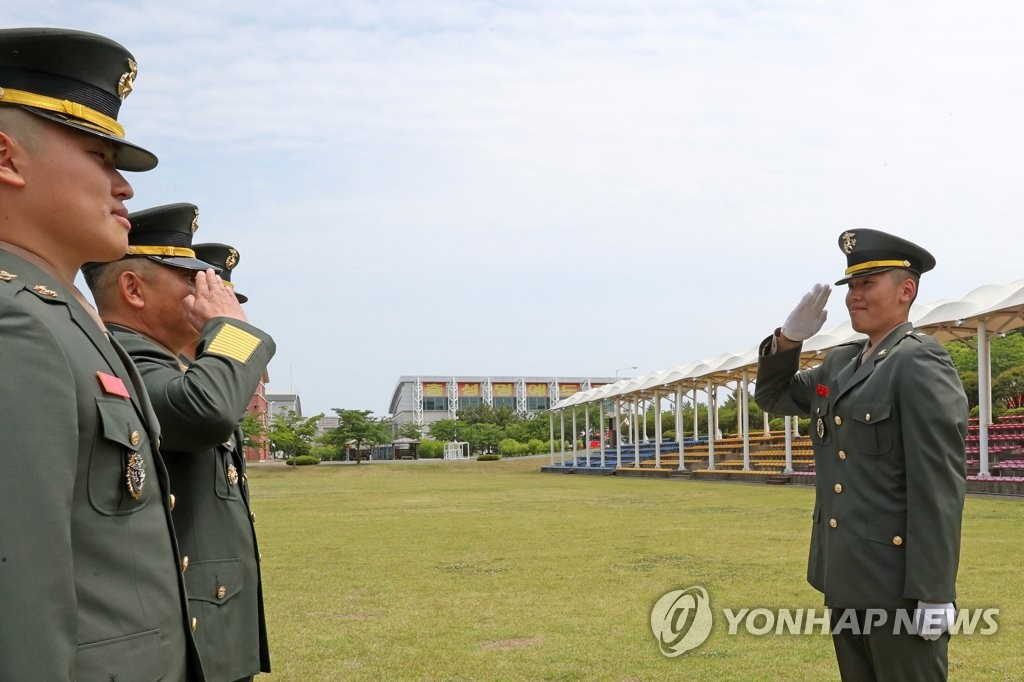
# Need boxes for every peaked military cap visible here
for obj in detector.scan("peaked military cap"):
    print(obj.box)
[835,228,935,286]
[0,27,156,171]
[127,203,218,271]
[193,243,248,303]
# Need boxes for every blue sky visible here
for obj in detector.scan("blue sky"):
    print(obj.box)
[6,1,1024,416]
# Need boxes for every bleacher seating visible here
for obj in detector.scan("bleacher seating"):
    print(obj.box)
[545,415,1024,494]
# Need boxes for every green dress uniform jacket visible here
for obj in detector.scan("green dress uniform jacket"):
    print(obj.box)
[754,322,967,610]
[109,317,275,681]
[0,251,203,681]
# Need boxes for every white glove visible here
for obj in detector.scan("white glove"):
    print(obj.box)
[781,284,831,342]
[914,601,955,640]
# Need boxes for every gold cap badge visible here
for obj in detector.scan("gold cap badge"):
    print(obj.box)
[117,58,138,100]
[841,231,857,254]
[224,248,239,270]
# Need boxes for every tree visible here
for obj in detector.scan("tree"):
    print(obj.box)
[267,409,323,459]
[474,423,505,454]
[428,419,459,442]
[505,417,549,443]
[959,371,979,409]
[945,330,1024,384]
[993,365,1024,408]
[395,423,422,440]
[324,409,391,463]
[457,404,517,426]
[240,412,267,452]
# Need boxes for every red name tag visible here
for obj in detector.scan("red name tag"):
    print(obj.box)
[97,372,131,398]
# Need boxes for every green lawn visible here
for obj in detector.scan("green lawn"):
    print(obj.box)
[250,458,1022,681]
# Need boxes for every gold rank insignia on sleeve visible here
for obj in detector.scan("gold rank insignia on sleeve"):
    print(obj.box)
[206,324,262,364]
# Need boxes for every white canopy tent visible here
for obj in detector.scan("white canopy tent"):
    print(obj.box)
[551,278,1024,475]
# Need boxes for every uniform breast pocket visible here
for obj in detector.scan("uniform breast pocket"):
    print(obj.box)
[851,402,893,455]
[88,398,152,516]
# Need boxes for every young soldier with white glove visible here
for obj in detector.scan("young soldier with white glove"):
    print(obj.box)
[754,229,966,682]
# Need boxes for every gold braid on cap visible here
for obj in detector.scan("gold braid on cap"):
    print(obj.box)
[127,246,197,258]
[845,259,911,276]
[0,87,125,138]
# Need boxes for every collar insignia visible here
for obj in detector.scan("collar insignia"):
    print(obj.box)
[32,284,57,297]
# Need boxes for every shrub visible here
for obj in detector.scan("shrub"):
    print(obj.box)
[526,439,547,455]
[418,440,444,459]
[476,454,501,461]
[286,455,320,466]
[662,429,675,441]
[498,438,528,457]
[310,444,339,461]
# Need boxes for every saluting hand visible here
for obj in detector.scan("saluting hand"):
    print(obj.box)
[183,269,249,331]
[781,283,831,342]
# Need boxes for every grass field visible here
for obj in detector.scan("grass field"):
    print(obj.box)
[250,458,1022,681]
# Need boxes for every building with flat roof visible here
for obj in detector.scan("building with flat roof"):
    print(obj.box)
[389,376,617,428]
[266,392,302,417]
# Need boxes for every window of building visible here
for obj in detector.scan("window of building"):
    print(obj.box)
[493,397,517,410]
[459,397,482,409]
[526,396,550,411]
[423,397,449,411]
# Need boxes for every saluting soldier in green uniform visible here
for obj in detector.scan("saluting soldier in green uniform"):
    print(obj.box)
[755,229,967,681]
[84,204,274,681]
[0,29,204,680]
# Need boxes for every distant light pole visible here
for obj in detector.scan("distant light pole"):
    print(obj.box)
[615,366,637,380]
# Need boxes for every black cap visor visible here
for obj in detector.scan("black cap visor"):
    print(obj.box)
[19,105,157,171]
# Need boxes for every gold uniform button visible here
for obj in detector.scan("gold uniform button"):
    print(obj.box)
[834,483,843,494]
[130,430,140,446]
[191,617,198,633]
[893,536,903,546]
[216,585,227,600]
[834,416,842,426]
[829,518,838,528]
[250,511,256,524]
[838,450,847,460]
[181,556,189,573]
[169,494,176,511]
[865,413,871,422]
